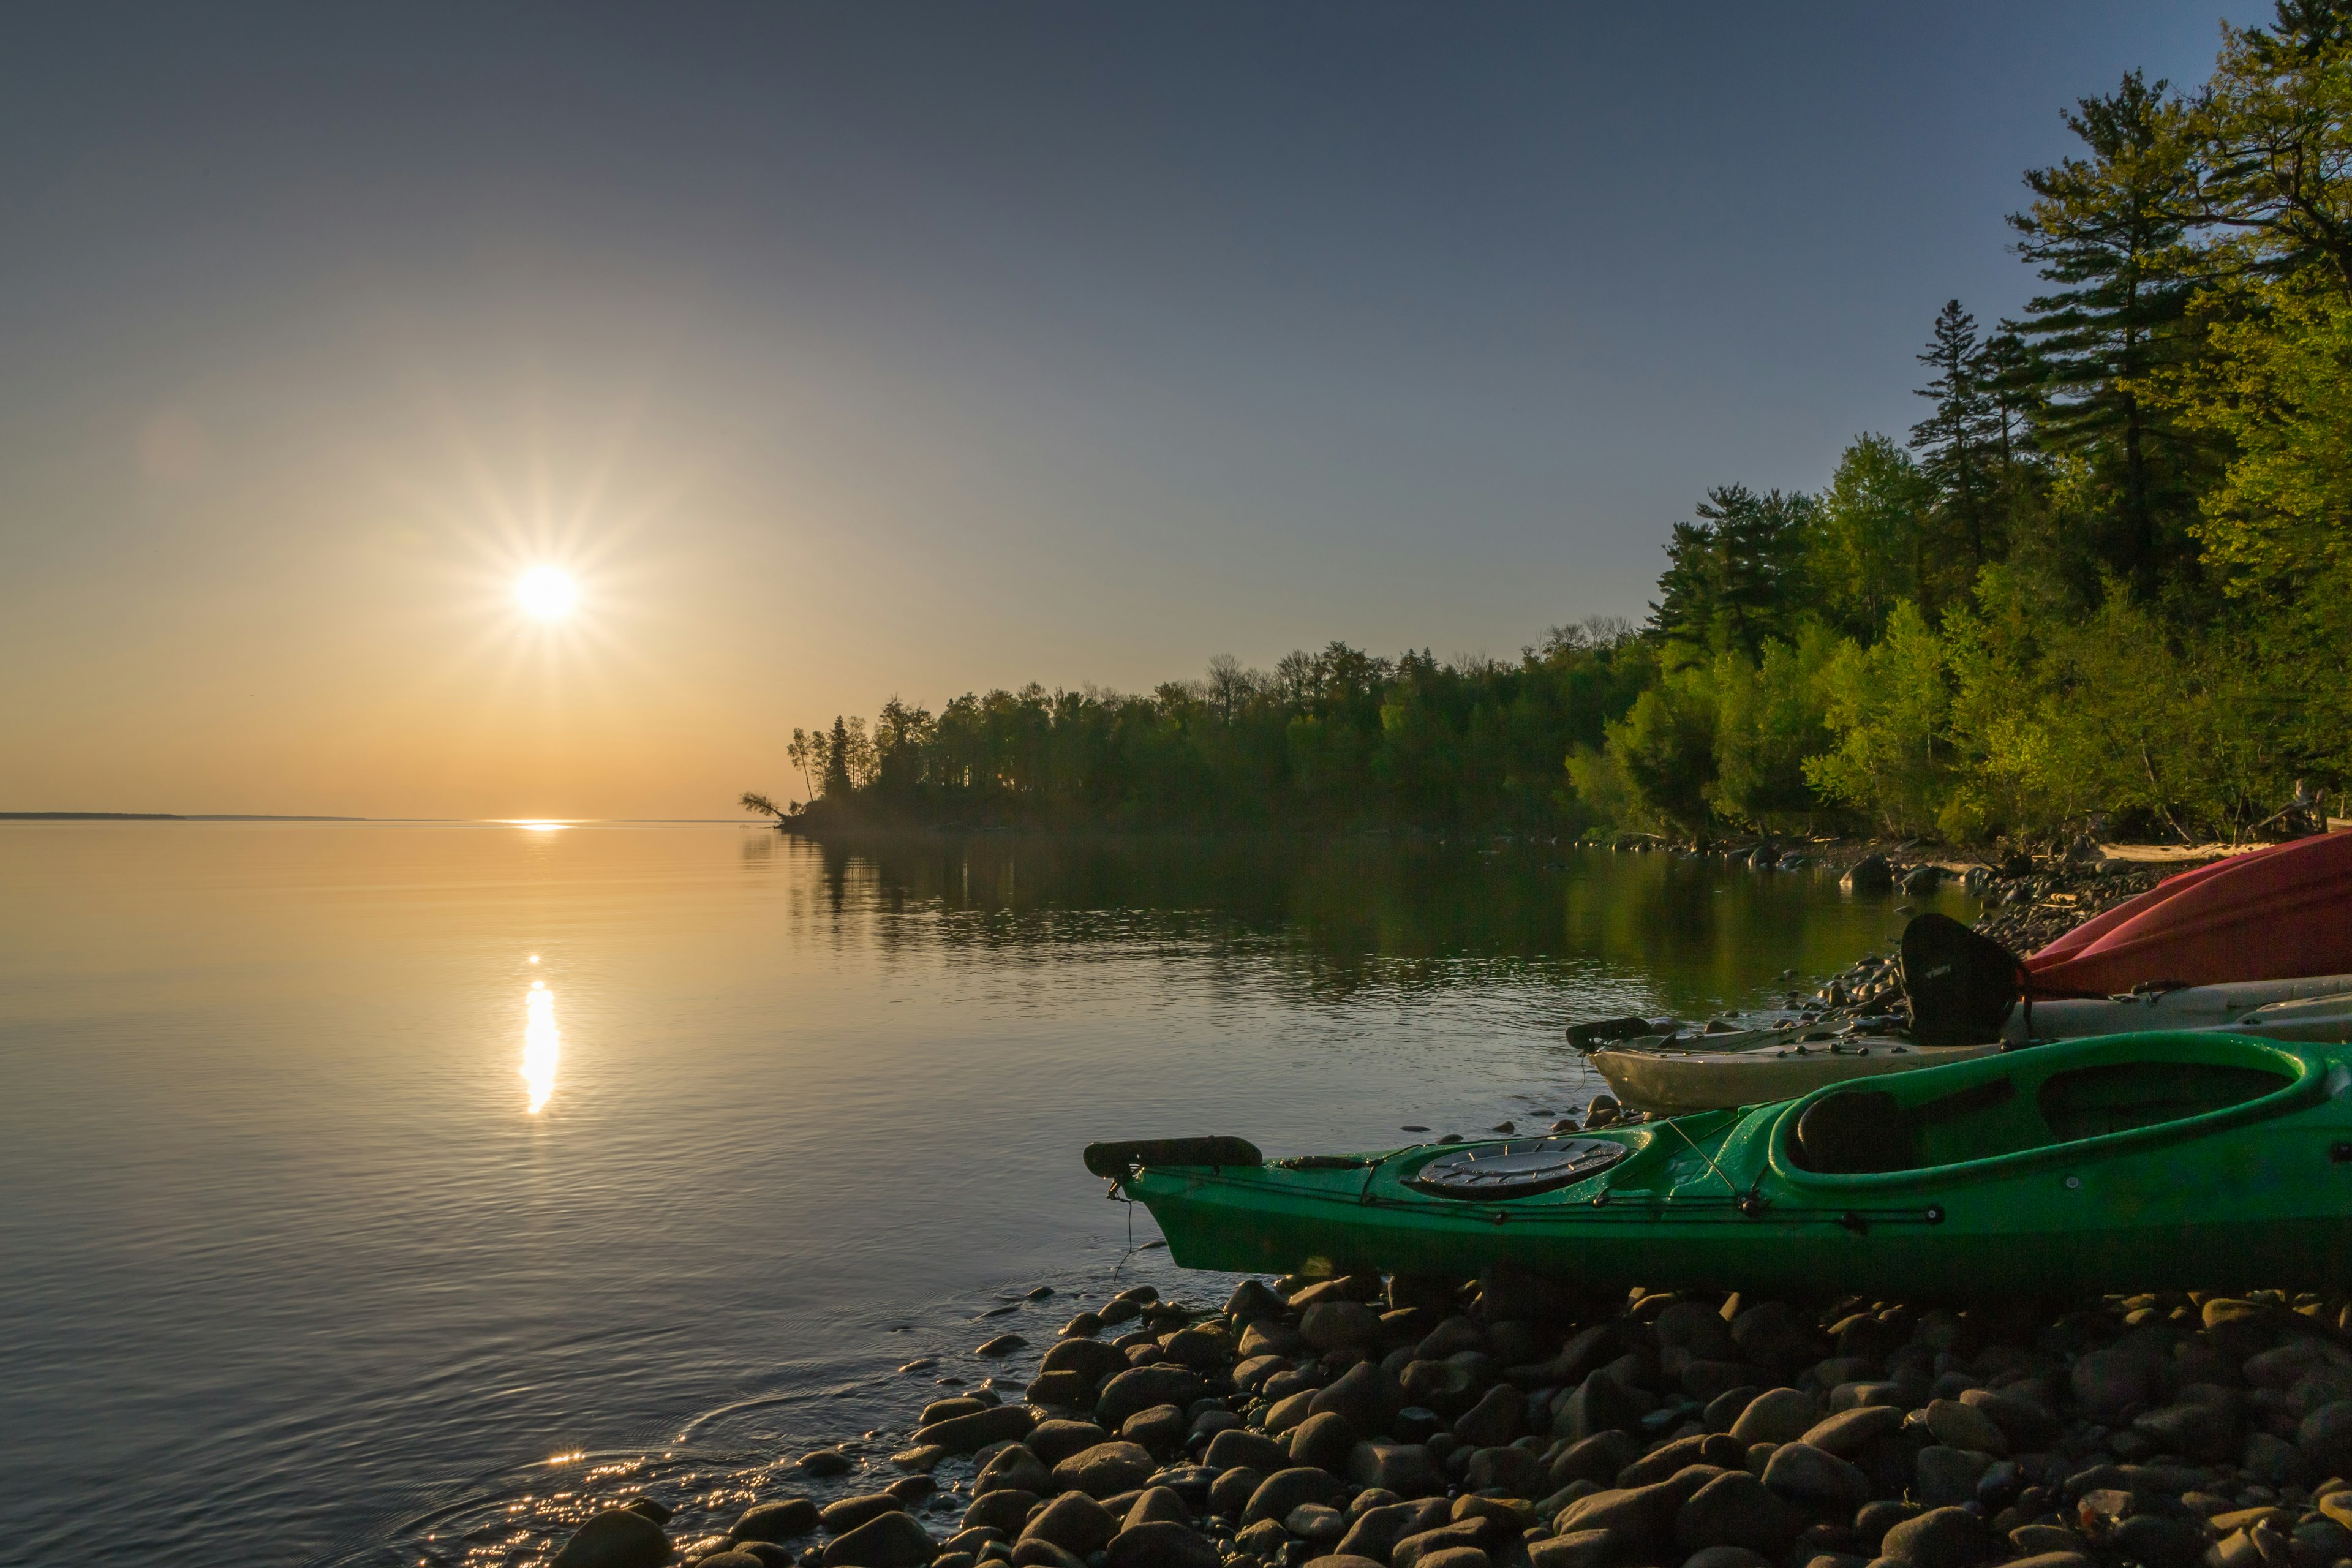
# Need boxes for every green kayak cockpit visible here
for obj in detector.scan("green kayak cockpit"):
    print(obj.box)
[1776,1031,2330,1182]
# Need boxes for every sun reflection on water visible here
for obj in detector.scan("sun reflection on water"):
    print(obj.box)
[522,979,559,1114]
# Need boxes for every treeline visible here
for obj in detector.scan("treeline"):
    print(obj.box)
[767,4,2352,845]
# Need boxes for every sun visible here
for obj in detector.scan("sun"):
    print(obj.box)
[516,567,579,620]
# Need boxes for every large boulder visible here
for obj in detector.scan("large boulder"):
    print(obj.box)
[551,1508,671,1568]
[1840,855,1893,893]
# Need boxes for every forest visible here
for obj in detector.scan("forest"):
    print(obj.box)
[760,4,2352,847]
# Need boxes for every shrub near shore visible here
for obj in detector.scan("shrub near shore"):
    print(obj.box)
[552,1270,2352,1568]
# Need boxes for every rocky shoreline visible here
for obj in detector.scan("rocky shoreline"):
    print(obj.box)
[547,1272,2352,1568]
[532,847,2305,1568]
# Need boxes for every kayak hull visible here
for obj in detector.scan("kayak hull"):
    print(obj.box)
[1594,978,2352,1113]
[1120,1032,2352,1298]
[2031,832,2352,994]
[1591,1041,1999,1115]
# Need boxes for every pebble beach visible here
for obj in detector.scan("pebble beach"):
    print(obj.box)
[543,1270,2352,1568]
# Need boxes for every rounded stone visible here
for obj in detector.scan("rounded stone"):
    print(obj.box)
[1922,1400,2007,1457]
[1205,1465,1265,1518]
[1683,1551,1773,1568]
[801,1448,857,1477]
[1053,1441,1155,1499]
[1729,1389,1818,1446]
[1760,1443,1870,1510]
[1020,1492,1118,1556]
[1041,1339,1132,1385]
[2299,1401,2352,1473]
[976,1447,1053,1496]
[1415,1550,1491,1568]
[1121,1404,1188,1455]
[960,1491,1039,1536]
[821,1496,908,1534]
[1673,1471,1801,1555]
[1310,1360,1394,1433]
[1799,1406,1904,1458]
[1452,1384,1525,1448]
[735,1500,821,1544]
[1349,1441,1440,1494]
[1879,1506,1987,1568]
[1466,1444,1546,1496]
[1125,1487,1189,1528]
[1287,1409,1359,1473]
[1912,1446,1991,1509]
[1026,1420,1110,1466]
[1097,1368,1209,1430]
[1102,1521,1220,1568]
[551,1507,671,1568]
[1242,1466,1348,1525]
[1284,1502,1348,1541]
[1303,1300,1386,1351]
[823,1511,940,1568]
[1203,1428,1289,1472]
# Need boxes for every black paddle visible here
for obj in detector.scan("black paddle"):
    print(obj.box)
[1900,912,2029,1046]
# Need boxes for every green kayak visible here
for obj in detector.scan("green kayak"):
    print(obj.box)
[1091,1031,2352,1298]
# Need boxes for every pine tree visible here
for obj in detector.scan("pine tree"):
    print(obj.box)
[1648,485,1812,660]
[1910,300,2003,578]
[822,715,854,797]
[2011,71,2205,595]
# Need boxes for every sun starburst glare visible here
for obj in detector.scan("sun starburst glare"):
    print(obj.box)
[516,566,579,620]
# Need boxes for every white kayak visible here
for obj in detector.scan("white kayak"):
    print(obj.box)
[1590,974,2352,1114]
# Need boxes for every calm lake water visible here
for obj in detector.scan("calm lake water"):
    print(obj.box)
[0,823,1974,1568]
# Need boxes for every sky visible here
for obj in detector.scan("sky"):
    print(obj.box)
[0,2,2250,818]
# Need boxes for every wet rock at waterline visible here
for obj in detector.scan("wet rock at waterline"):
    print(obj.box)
[551,1507,672,1568]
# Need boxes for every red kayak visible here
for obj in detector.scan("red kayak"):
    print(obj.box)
[2029,832,2352,995]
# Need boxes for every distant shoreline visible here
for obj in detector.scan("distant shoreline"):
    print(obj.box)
[0,813,747,824]
[0,811,371,821]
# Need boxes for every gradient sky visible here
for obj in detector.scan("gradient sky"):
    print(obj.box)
[0,2,2247,817]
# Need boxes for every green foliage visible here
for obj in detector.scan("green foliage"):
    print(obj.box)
[1649,486,1815,662]
[1810,435,1936,639]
